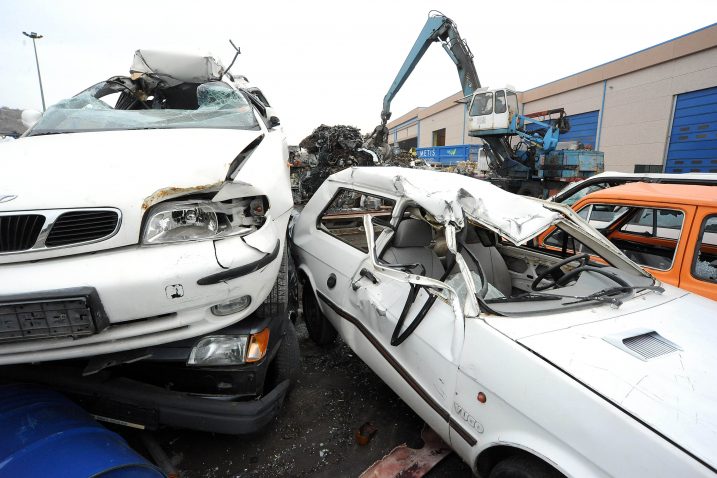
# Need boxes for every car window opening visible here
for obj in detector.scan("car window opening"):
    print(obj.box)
[28,77,261,136]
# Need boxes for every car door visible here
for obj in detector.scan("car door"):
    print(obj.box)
[310,187,397,341]
[344,217,469,444]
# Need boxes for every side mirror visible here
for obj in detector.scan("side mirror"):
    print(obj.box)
[269,116,280,128]
[21,109,42,130]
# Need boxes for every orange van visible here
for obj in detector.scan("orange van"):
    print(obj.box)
[548,182,717,300]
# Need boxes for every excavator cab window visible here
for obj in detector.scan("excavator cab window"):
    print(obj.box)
[495,90,507,114]
[470,92,493,116]
[507,90,518,117]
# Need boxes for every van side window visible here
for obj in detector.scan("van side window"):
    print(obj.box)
[693,215,717,283]
[614,208,684,270]
[318,188,395,253]
[619,208,683,240]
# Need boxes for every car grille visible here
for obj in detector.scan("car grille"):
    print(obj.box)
[0,214,45,252]
[46,210,120,247]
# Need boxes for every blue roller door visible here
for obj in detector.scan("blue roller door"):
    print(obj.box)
[559,111,599,148]
[665,86,717,173]
[526,110,599,148]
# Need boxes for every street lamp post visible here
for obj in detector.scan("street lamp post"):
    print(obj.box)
[22,31,46,112]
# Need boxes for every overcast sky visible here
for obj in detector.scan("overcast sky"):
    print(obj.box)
[1,0,715,143]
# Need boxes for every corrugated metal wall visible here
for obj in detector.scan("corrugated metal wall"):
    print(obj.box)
[664,86,717,173]
[526,110,600,148]
[559,111,600,148]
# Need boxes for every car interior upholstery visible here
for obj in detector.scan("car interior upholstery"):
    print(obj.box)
[381,218,445,280]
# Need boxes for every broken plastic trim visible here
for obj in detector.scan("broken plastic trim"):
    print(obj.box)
[197,239,280,285]
[226,134,264,181]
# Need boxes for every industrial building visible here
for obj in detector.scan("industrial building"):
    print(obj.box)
[388,23,717,173]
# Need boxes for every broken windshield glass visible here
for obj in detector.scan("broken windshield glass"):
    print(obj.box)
[28,80,260,136]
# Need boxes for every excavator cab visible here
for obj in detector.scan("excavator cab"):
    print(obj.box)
[467,87,519,134]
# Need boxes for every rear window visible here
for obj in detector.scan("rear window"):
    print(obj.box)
[318,188,395,253]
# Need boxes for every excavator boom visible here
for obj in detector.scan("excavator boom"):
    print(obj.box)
[371,12,480,148]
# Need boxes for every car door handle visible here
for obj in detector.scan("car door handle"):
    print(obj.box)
[359,268,378,284]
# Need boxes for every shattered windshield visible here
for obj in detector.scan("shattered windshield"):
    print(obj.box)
[28,80,260,136]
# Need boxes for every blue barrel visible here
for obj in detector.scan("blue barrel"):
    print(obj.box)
[0,384,164,478]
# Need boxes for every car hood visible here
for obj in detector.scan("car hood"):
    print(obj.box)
[0,128,268,263]
[1,128,262,211]
[329,167,561,244]
[511,291,717,468]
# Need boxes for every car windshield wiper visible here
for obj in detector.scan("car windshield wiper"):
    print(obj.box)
[484,294,563,304]
[560,285,665,307]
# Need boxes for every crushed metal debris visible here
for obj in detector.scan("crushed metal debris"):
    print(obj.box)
[359,425,452,478]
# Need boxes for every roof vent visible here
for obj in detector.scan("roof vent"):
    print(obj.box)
[603,329,681,361]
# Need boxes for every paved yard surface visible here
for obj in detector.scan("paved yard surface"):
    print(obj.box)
[143,322,472,478]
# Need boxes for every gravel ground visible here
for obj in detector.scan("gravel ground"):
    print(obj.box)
[144,321,473,478]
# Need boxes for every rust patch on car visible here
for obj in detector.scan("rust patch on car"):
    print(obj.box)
[142,182,224,210]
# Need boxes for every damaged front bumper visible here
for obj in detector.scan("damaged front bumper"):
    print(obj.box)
[0,363,290,434]
[0,311,292,434]
[0,217,285,365]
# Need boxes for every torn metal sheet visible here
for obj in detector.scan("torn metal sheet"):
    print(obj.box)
[130,49,224,86]
[142,182,223,210]
[359,425,452,478]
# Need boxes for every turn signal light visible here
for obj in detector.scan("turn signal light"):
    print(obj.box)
[246,328,270,362]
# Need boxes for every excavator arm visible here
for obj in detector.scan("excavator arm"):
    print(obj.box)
[371,12,480,148]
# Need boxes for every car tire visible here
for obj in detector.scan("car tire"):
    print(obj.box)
[267,320,301,390]
[488,455,563,478]
[257,243,289,319]
[302,285,337,346]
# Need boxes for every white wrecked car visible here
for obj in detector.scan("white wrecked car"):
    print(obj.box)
[291,167,717,477]
[0,50,297,433]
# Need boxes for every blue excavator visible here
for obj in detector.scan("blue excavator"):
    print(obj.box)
[370,11,602,197]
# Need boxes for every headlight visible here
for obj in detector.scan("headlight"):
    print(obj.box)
[187,328,270,366]
[188,335,247,366]
[142,198,266,244]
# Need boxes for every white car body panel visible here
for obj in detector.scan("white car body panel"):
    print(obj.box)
[0,72,292,364]
[292,167,717,476]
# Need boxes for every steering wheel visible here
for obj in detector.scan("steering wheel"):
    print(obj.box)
[531,253,590,291]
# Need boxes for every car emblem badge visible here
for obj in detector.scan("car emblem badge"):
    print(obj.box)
[0,195,17,204]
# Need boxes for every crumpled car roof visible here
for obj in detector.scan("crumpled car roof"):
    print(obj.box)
[130,50,224,86]
[329,167,561,244]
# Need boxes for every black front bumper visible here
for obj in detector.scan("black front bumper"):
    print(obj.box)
[0,310,291,435]
[0,363,290,434]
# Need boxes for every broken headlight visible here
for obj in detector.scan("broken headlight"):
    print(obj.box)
[142,198,266,244]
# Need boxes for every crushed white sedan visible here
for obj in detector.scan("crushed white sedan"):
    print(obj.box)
[0,50,297,433]
[291,167,717,477]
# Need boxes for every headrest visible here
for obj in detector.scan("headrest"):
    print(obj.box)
[392,219,432,248]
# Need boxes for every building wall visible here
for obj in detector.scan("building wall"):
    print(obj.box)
[387,24,717,173]
[527,46,717,172]
[418,103,464,147]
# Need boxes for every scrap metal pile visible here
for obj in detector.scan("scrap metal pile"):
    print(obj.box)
[294,124,414,203]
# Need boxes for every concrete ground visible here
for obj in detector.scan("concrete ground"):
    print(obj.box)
[143,321,473,478]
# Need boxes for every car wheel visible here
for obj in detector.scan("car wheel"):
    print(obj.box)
[489,455,563,478]
[302,285,337,346]
[257,243,289,319]
[267,320,301,390]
